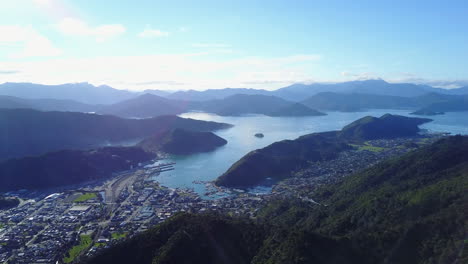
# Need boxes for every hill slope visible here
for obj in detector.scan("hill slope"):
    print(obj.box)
[0,82,137,104]
[339,114,432,140]
[0,109,231,161]
[138,128,228,155]
[99,93,189,118]
[268,103,326,116]
[216,114,431,187]
[192,94,292,116]
[0,95,97,112]
[85,136,468,264]
[0,147,155,192]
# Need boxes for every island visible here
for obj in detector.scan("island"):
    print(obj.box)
[138,128,228,155]
[254,133,264,138]
[216,114,433,188]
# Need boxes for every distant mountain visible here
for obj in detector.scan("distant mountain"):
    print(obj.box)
[411,95,468,115]
[0,146,155,192]
[0,109,231,161]
[272,80,468,101]
[138,128,227,155]
[216,114,431,187]
[86,136,468,264]
[0,95,98,112]
[99,94,189,118]
[301,92,416,111]
[339,114,432,140]
[192,94,298,116]
[142,89,173,97]
[0,82,137,104]
[167,88,270,101]
[268,103,326,116]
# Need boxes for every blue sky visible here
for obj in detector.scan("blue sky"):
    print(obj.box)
[0,0,467,90]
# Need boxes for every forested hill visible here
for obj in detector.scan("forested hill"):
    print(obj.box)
[138,128,227,155]
[0,109,231,161]
[0,146,155,192]
[85,136,468,264]
[216,114,431,188]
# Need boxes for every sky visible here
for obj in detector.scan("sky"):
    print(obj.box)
[0,0,467,91]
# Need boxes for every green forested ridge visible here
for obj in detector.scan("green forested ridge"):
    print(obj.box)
[85,135,468,264]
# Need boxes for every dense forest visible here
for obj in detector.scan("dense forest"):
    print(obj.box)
[0,146,155,191]
[84,135,468,264]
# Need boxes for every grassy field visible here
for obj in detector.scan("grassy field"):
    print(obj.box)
[73,193,97,203]
[63,234,92,263]
[350,142,385,152]
[111,232,127,240]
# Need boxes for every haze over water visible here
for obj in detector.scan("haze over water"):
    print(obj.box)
[151,110,468,195]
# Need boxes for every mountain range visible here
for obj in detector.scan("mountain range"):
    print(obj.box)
[1,80,467,118]
[0,109,231,161]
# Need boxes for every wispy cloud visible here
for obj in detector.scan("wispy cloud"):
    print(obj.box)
[56,18,126,42]
[0,70,20,74]
[0,25,62,58]
[0,53,322,90]
[138,28,169,38]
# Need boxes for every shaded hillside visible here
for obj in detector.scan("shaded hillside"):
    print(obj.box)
[411,95,468,115]
[0,95,97,112]
[339,114,432,140]
[268,103,326,117]
[0,109,231,161]
[0,196,19,210]
[301,92,417,111]
[0,82,137,104]
[138,128,227,155]
[269,135,467,264]
[86,136,467,264]
[99,93,189,118]
[301,92,463,112]
[191,94,291,116]
[0,147,155,192]
[85,213,360,264]
[215,132,350,187]
[216,114,431,188]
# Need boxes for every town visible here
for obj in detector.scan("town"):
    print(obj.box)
[0,134,444,264]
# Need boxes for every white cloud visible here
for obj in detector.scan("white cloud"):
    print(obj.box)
[0,53,322,91]
[0,25,62,58]
[138,28,169,38]
[56,18,125,42]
